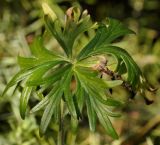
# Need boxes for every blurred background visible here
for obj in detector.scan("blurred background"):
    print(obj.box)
[0,0,160,145]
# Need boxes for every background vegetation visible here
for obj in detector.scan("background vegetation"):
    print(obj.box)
[0,0,160,145]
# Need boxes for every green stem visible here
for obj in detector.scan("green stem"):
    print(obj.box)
[57,101,64,145]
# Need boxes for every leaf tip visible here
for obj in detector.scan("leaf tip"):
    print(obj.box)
[1,87,9,98]
[20,111,26,120]
[39,129,44,137]
[42,2,57,22]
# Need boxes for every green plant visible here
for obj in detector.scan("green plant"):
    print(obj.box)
[2,2,152,143]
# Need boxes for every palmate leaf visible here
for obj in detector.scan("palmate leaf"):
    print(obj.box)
[94,101,119,139]
[86,94,96,132]
[81,77,120,138]
[44,16,69,55]
[63,67,77,118]
[77,23,142,88]
[2,60,63,97]
[19,65,52,119]
[26,64,71,86]
[90,45,142,87]
[30,95,49,114]
[75,76,85,112]
[40,87,62,134]
[2,34,68,97]
[44,7,94,56]
[75,66,123,91]
[77,19,135,60]
[30,36,59,59]
[18,36,67,69]
[74,74,96,131]
[20,87,32,119]
[62,7,93,56]
[87,88,119,139]
[75,66,122,138]
[30,84,59,114]
[18,57,40,69]
[80,81,119,138]
[2,5,149,140]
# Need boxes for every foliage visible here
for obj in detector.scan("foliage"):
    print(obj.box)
[1,2,154,142]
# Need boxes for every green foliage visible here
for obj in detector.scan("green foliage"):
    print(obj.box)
[2,3,147,139]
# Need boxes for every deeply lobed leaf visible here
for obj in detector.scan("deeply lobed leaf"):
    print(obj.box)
[2,5,149,140]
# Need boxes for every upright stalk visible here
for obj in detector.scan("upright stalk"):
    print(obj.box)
[57,101,64,145]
